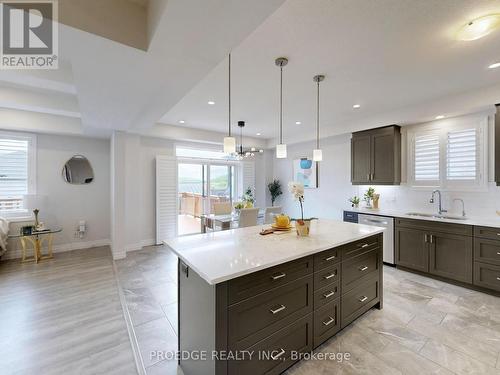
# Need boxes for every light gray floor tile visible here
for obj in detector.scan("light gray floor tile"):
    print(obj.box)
[134,317,178,368]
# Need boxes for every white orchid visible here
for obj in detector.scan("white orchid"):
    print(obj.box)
[288,182,304,201]
[288,181,305,221]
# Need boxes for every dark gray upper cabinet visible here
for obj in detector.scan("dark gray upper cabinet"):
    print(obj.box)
[495,104,499,186]
[351,125,401,185]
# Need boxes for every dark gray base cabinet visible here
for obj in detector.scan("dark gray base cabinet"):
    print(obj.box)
[178,234,383,375]
[396,220,500,293]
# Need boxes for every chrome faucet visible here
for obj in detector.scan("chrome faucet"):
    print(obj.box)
[453,198,466,217]
[430,190,447,215]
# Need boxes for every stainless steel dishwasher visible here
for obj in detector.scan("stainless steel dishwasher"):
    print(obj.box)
[358,213,394,265]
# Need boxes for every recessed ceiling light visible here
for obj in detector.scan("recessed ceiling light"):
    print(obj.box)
[179,120,185,124]
[353,104,361,109]
[489,62,500,69]
[457,14,500,41]
[256,132,261,136]
[435,115,445,120]
[208,100,215,105]
[295,121,301,125]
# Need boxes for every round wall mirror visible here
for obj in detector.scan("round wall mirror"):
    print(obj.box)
[62,155,94,184]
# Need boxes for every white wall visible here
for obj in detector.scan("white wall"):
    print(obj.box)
[6,134,110,259]
[271,114,500,221]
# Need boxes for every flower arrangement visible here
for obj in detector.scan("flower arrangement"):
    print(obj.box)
[242,186,255,208]
[288,182,305,221]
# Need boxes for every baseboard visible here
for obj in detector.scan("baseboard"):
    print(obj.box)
[2,238,111,260]
[123,239,156,254]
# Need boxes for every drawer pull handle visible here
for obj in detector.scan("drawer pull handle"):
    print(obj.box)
[359,296,368,303]
[325,255,337,261]
[270,304,286,314]
[323,290,336,299]
[324,272,336,280]
[271,348,285,361]
[271,272,286,281]
[360,244,369,248]
[497,252,500,256]
[322,316,335,326]
[359,266,368,272]
[497,277,500,281]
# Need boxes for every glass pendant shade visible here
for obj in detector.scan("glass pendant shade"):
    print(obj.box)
[276,143,287,158]
[313,149,323,161]
[223,136,236,154]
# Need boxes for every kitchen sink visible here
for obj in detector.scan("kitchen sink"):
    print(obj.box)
[406,212,468,221]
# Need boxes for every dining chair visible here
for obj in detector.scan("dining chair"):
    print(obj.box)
[264,206,282,224]
[238,208,259,228]
[213,202,232,215]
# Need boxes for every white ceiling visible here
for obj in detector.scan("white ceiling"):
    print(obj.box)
[1,0,500,147]
[160,0,500,145]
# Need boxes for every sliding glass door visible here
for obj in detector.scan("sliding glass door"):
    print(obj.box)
[177,161,237,236]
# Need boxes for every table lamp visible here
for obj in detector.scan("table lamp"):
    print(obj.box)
[23,194,47,230]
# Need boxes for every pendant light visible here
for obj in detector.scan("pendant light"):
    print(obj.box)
[313,74,325,161]
[223,53,236,154]
[275,57,288,158]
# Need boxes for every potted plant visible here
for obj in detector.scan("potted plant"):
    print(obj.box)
[242,187,255,208]
[364,187,375,208]
[267,179,283,206]
[288,182,316,236]
[348,196,360,208]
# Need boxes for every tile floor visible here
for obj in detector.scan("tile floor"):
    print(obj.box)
[117,245,500,375]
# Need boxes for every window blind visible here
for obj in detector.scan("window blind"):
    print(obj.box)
[0,137,28,211]
[446,128,477,180]
[414,133,440,181]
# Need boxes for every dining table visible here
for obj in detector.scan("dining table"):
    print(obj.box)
[200,209,266,232]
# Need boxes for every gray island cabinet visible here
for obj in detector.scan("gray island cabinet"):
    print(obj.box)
[165,220,384,375]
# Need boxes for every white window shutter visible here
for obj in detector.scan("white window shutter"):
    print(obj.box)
[242,161,255,195]
[414,133,440,182]
[0,137,29,211]
[156,155,177,244]
[446,128,477,180]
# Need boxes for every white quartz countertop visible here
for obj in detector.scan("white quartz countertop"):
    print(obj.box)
[164,219,384,285]
[344,207,500,229]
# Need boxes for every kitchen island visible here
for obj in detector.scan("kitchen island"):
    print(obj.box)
[165,219,384,375]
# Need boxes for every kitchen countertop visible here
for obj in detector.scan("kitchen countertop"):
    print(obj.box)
[164,219,384,285]
[344,207,500,229]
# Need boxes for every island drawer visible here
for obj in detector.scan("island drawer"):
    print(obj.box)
[313,300,340,348]
[342,248,380,292]
[228,314,313,375]
[228,275,313,350]
[313,281,339,310]
[314,247,341,270]
[314,263,340,290]
[474,226,500,241]
[474,238,500,266]
[473,262,500,292]
[341,234,381,260]
[228,256,313,305]
[341,276,380,328]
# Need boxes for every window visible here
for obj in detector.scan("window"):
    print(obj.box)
[0,131,36,215]
[407,116,487,190]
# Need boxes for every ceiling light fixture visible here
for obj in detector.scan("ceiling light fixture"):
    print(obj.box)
[353,104,361,109]
[275,57,288,159]
[179,120,185,124]
[295,121,302,125]
[235,121,258,159]
[313,75,325,162]
[457,14,500,41]
[256,132,261,136]
[223,54,236,154]
[489,62,500,69]
[208,100,215,105]
[435,115,445,120]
